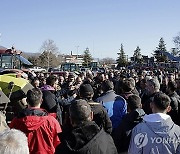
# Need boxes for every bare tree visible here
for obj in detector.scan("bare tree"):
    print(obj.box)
[173,33,180,50]
[39,39,60,69]
[40,39,59,54]
[173,33,180,56]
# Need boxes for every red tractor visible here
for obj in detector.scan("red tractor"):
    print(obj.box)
[0,46,32,70]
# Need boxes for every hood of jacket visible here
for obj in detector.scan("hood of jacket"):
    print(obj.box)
[16,108,49,131]
[127,108,145,124]
[62,121,100,152]
[120,108,145,134]
[143,113,175,136]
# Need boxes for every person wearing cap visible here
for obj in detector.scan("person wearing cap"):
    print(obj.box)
[10,88,62,154]
[79,84,112,134]
[96,80,127,130]
[55,99,118,154]
[129,92,180,154]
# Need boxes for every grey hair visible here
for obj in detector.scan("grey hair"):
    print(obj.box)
[0,129,29,154]
[148,78,160,91]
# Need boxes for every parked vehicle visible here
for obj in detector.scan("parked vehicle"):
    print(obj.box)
[0,47,32,70]
[61,63,79,72]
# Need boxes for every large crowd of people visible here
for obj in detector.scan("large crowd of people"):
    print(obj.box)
[1,68,180,153]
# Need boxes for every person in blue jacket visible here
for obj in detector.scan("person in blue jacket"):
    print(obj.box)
[96,80,127,130]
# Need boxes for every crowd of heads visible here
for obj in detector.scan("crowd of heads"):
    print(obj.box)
[26,68,180,115]
[1,67,180,153]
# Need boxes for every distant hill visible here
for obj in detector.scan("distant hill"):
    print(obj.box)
[0,45,7,50]
[21,52,41,58]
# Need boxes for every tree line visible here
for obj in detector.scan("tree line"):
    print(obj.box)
[116,33,180,68]
[26,32,180,68]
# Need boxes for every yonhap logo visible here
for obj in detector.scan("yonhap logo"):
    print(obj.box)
[134,132,148,148]
[150,137,180,144]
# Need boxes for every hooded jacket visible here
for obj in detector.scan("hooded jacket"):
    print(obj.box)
[10,108,62,154]
[41,85,63,125]
[112,108,145,153]
[55,121,117,154]
[129,113,180,154]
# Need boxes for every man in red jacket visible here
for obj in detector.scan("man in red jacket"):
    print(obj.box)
[10,88,62,154]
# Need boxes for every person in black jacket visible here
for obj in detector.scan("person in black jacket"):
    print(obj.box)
[142,78,160,114]
[79,83,112,134]
[41,75,63,125]
[112,94,145,153]
[55,99,117,154]
[166,81,180,125]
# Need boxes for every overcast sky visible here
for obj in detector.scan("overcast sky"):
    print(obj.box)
[0,0,180,59]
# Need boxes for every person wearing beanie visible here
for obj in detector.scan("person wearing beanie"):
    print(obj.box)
[55,99,118,154]
[79,84,112,134]
[96,80,127,130]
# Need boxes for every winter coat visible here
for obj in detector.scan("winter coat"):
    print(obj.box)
[55,121,118,154]
[112,108,145,153]
[168,91,180,124]
[96,90,127,129]
[129,113,180,154]
[41,90,63,125]
[142,92,157,114]
[88,101,112,134]
[10,108,62,154]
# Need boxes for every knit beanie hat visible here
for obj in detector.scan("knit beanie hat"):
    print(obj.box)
[79,84,94,96]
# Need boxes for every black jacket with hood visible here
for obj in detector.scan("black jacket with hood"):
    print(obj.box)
[55,121,117,154]
[112,108,145,153]
[88,100,112,134]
